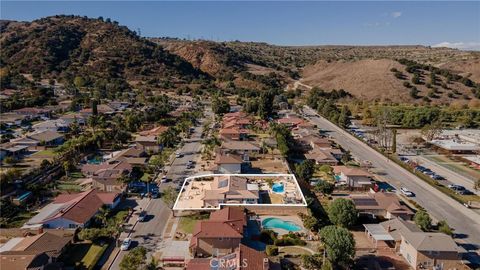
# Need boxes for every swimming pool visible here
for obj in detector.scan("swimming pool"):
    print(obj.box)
[262,217,301,232]
[272,182,284,193]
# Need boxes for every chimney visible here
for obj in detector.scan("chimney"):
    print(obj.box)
[387,225,391,232]
[38,227,44,234]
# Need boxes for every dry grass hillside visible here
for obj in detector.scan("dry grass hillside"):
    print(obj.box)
[439,59,480,82]
[302,59,407,102]
[301,59,479,105]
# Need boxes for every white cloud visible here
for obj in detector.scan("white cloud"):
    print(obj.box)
[391,11,402,18]
[432,41,480,51]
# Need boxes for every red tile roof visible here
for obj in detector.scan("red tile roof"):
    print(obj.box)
[190,207,246,248]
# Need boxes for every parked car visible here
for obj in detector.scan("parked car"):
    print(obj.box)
[138,211,147,222]
[161,175,168,183]
[448,184,465,191]
[431,174,444,180]
[120,238,132,251]
[175,152,182,158]
[400,187,415,197]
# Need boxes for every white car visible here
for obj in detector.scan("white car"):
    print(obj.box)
[120,238,132,251]
[175,152,182,158]
[160,175,168,183]
[400,187,414,197]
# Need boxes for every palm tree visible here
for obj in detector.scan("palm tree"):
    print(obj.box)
[96,205,110,226]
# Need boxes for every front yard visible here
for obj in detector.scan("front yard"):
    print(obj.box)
[61,242,108,270]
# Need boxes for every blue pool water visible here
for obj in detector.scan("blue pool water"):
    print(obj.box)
[262,218,301,232]
[87,156,102,164]
[334,175,341,181]
[272,183,284,193]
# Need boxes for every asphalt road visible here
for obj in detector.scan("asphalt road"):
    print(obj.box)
[109,109,211,269]
[302,107,480,263]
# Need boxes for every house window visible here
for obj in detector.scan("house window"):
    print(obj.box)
[69,224,77,229]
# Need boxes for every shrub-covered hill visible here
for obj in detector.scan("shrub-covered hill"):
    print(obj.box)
[0,15,208,95]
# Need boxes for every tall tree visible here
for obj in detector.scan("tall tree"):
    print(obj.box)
[320,225,355,269]
[327,198,358,228]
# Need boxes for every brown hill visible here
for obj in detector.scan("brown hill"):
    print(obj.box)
[0,16,206,95]
[301,59,479,105]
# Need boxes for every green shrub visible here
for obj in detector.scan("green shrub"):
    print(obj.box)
[266,245,278,256]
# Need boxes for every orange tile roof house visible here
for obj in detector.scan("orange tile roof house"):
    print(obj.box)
[22,189,120,229]
[202,176,259,208]
[219,128,249,141]
[333,166,373,190]
[190,207,247,257]
[350,192,414,220]
[186,244,273,270]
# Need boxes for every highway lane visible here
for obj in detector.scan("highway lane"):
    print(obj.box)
[303,106,480,260]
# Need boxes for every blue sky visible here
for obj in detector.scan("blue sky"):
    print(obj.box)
[1,1,479,49]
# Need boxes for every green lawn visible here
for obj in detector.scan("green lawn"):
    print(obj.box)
[69,171,85,178]
[31,149,56,158]
[61,242,107,270]
[140,173,152,182]
[178,214,209,234]
[4,212,36,228]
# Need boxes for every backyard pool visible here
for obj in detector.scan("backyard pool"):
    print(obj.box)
[87,156,102,164]
[271,183,284,193]
[262,217,301,232]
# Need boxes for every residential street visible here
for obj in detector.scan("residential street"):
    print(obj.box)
[303,106,480,263]
[108,108,211,270]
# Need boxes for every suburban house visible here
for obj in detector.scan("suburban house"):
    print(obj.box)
[304,148,339,165]
[22,189,120,229]
[27,130,64,146]
[333,166,373,189]
[186,244,272,270]
[138,125,168,137]
[107,147,147,167]
[0,112,26,126]
[0,143,29,160]
[190,207,247,257]
[80,104,115,116]
[219,128,249,141]
[135,135,161,153]
[81,160,132,192]
[221,141,261,160]
[0,251,51,270]
[201,176,259,208]
[364,217,463,270]
[214,153,244,174]
[0,232,73,261]
[350,192,414,220]
[32,119,69,133]
[276,116,305,128]
[59,113,87,125]
[13,107,52,119]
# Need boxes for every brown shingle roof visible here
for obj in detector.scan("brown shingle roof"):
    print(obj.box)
[215,153,243,164]
[0,251,50,270]
[12,232,72,257]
